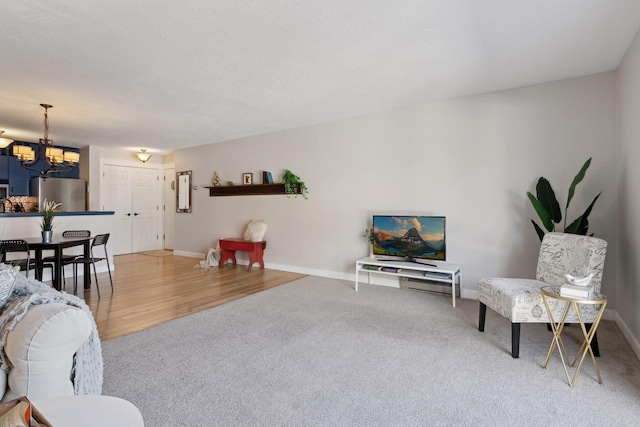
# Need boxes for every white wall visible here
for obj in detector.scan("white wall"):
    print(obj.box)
[616,29,640,355]
[84,146,165,211]
[174,72,617,303]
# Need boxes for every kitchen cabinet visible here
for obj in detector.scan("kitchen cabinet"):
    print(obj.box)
[0,156,8,181]
[8,155,31,195]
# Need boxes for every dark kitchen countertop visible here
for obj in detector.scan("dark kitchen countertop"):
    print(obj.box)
[0,211,115,218]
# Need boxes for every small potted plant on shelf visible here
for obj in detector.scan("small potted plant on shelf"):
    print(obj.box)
[363,227,374,257]
[282,169,308,199]
[40,199,62,242]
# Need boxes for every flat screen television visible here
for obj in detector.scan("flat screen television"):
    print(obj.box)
[372,215,446,262]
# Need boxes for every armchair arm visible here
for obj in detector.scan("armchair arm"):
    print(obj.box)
[2,303,91,402]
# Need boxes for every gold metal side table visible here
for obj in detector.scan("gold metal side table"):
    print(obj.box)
[540,286,607,387]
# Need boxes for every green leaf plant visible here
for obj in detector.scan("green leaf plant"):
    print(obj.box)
[526,158,601,241]
[282,169,309,199]
[40,199,62,232]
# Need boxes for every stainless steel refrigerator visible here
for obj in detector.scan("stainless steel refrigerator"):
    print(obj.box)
[30,177,87,212]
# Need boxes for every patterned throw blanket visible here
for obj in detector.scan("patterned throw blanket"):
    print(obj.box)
[0,273,103,395]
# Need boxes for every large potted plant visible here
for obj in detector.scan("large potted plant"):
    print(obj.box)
[40,199,62,242]
[526,158,600,241]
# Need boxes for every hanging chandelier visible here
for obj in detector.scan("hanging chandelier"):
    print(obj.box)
[12,104,80,178]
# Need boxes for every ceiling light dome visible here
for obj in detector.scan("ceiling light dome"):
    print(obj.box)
[134,149,152,163]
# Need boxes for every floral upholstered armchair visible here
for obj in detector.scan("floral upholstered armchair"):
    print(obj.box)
[477,232,607,358]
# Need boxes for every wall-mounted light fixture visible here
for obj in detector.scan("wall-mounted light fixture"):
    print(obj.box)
[134,149,152,163]
[0,130,13,149]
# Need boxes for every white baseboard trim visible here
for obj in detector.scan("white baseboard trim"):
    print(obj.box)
[173,250,204,258]
[264,262,353,281]
[614,312,640,361]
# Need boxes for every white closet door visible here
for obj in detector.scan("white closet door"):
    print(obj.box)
[102,165,133,255]
[132,168,161,252]
[101,164,162,255]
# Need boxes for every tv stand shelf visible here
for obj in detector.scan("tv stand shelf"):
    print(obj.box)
[355,257,462,307]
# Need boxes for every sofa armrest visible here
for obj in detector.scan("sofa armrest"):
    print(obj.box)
[2,303,92,402]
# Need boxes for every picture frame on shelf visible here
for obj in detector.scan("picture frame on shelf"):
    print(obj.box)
[243,173,253,185]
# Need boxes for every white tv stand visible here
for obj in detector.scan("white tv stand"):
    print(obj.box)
[355,257,462,307]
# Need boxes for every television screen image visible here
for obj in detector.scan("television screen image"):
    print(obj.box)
[372,215,446,261]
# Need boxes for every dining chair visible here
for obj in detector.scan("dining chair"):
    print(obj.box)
[0,239,55,281]
[69,233,113,298]
[42,230,91,285]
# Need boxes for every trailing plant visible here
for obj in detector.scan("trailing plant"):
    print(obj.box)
[526,158,600,241]
[40,199,62,231]
[282,169,308,199]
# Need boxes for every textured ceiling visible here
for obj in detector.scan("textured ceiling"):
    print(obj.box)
[1,0,639,155]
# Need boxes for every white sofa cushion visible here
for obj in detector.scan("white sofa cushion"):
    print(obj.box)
[3,303,92,401]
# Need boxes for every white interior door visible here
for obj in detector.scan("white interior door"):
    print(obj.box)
[101,165,133,255]
[132,168,161,252]
[164,167,175,250]
[101,163,162,255]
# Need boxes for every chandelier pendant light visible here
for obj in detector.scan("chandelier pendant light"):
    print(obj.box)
[0,130,13,149]
[12,104,79,178]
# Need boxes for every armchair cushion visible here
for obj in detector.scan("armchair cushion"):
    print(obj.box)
[478,277,602,324]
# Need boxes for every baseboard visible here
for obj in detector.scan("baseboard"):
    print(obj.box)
[172,250,204,258]
[614,312,640,361]
[264,262,353,281]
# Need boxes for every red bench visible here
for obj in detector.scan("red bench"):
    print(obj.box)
[219,238,267,271]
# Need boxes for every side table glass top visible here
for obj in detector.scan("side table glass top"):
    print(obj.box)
[540,285,607,304]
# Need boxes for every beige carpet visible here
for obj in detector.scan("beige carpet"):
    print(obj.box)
[102,276,640,426]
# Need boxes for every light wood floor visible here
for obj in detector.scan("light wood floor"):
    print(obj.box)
[70,251,305,341]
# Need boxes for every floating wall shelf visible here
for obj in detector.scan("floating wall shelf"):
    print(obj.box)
[205,183,303,197]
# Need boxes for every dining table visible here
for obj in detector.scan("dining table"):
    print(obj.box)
[23,236,92,292]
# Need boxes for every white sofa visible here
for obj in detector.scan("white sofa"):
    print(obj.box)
[0,263,101,402]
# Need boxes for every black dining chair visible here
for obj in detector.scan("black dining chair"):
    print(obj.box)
[0,239,55,281]
[69,233,113,298]
[42,230,91,286]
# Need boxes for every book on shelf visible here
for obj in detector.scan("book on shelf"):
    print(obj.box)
[262,171,274,184]
[361,265,382,271]
[560,283,592,298]
[380,267,402,273]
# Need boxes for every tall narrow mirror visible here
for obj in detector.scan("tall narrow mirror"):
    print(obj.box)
[176,171,192,213]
